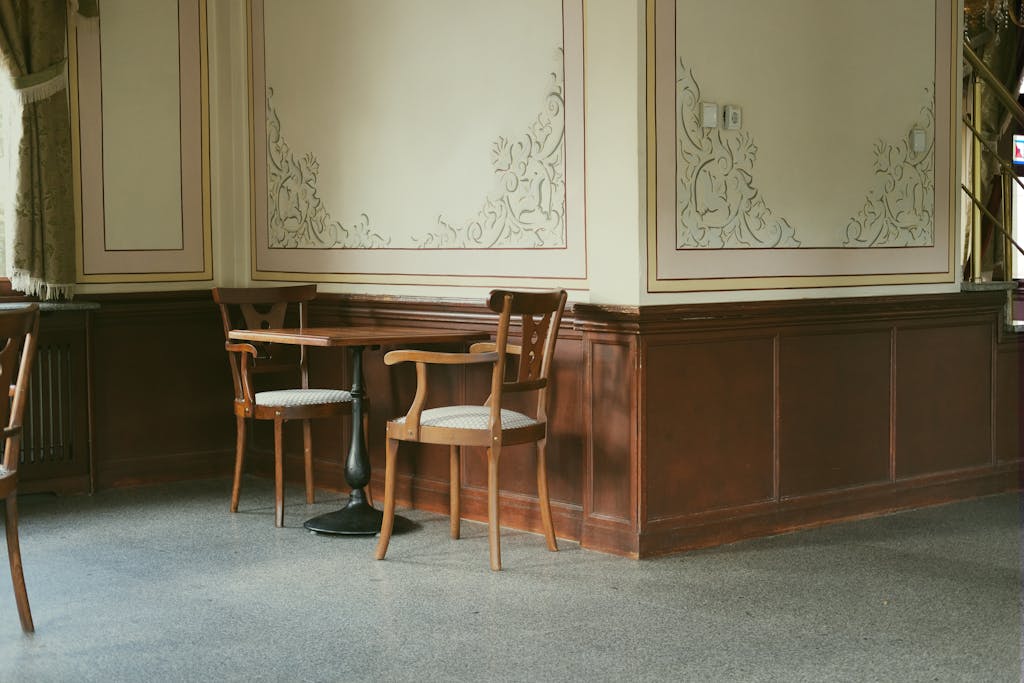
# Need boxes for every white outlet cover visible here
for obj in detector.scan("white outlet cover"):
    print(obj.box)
[723,105,742,130]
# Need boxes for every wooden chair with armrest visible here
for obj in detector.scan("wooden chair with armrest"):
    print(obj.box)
[375,289,568,571]
[212,285,364,527]
[0,304,40,632]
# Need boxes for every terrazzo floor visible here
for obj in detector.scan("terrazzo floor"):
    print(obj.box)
[0,477,1020,682]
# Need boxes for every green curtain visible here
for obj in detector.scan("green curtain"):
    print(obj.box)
[0,0,75,300]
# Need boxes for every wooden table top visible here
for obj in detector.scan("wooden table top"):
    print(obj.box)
[228,325,488,348]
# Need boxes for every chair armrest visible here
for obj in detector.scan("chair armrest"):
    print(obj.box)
[469,342,521,356]
[224,342,258,408]
[225,341,259,356]
[386,350,497,439]
[504,378,547,393]
[384,349,498,366]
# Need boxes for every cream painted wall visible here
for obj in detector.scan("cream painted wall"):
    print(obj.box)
[100,0,183,251]
[676,0,936,250]
[207,0,248,288]
[584,0,645,306]
[76,0,241,294]
[647,0,957,297]
[74,0,963,308]
[72,0,211,287]
[249,0,586,287]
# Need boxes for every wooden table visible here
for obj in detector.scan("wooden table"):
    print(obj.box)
[227,325,488,535]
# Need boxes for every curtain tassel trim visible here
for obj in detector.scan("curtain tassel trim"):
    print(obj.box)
[12,60,68,105]
[9,270,74,302]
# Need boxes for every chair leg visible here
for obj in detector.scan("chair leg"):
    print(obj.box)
[362,412,373,508]
[450,445,461,539]
[5,495,33,633]
[230,416,246,513]
[487,445,502,571]
[374,438,399,560]
[536,438,558,552]
[302,419,315,504]
[274,418,285,528]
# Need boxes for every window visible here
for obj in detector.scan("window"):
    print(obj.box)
[0,63,21,277]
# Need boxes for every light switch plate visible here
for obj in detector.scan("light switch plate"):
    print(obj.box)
[910,128,927,153]
[701,102,719,129]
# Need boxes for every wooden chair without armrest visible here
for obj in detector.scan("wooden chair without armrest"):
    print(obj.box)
[0,304,40,633]
[212,285,364,527]
[375,289,568,571]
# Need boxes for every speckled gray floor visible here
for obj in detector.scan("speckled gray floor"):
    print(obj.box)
[0,477,1020,682]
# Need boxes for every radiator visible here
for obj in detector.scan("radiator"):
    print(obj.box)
[21,340,77,467]
[16,317,91,492]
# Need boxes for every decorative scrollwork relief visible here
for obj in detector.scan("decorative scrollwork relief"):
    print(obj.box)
[415,53,567,249]
[266,88,389,249]
[676,62,800,249]
[843,88,934,247]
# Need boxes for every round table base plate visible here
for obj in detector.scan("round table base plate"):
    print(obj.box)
[304,498,385,535]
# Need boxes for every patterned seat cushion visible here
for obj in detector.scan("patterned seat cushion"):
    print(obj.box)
[393,405,538,430]
[255,389,352,408]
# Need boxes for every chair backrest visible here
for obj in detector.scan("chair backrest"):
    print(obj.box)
[211,285,317,399]
[0,304,39,475]
[484,289,567,423]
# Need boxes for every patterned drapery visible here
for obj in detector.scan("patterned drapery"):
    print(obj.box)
[964,14,1024,278]
[0,0,75,299]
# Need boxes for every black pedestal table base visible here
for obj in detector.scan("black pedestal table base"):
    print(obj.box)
[303,493,384,535]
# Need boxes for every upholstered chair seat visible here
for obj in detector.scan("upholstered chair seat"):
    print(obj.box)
[255,389,352,408]
[392,405,538,431]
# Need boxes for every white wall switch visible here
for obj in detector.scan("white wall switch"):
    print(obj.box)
[701,102,719,129]
[723,105,742,130]
[910,128,927,153]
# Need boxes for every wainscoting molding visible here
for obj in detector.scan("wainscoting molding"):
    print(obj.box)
[72,289,1021,559]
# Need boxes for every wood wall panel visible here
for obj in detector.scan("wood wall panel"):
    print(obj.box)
[995,337,1023,463]
[645,335,775,519]
[73,289,1020,561]
[87,293,235,488]
[779,328,891,497]
[587,337,635,522]
[538,339,585,507]
[580,333,638,556]
[894,322,993,478]
[579,289,1018,557]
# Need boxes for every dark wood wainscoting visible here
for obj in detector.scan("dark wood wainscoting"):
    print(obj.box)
[86,292,236,489]
[72,289,1021,560]
[576,290,1022,557]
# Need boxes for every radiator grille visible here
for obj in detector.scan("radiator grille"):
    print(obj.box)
[21,341,77,466]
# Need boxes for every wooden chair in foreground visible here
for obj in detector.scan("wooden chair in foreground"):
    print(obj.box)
[213,285,359,527]
[0,304,40,633]
[375,289,568,571]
